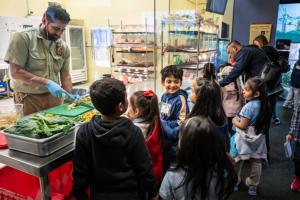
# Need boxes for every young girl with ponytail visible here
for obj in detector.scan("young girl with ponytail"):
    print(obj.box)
[127,90,165,185]
[203,62,219,84]
[230,77,271,196]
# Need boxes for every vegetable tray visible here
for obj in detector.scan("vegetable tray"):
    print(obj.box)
[0,126,77,156]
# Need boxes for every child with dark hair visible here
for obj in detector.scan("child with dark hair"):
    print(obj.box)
[203,62,219,84]
[188,77,230,150]
[218,64,245,136]
[218,62,231,80]
[230,77,270,196]
[159,116,237,200]
[160,65,190,175]
[127,90,165,185]
[72,78,159,200]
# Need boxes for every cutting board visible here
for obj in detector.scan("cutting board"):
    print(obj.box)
[45,101,94,117]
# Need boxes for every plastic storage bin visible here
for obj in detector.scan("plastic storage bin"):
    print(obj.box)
[0,165,67,200]
[128,33,137,44]
[127,32,153,44]
[146,33,155,45]
[72,88,90,97]
[0,104,23,130]
[115,51,154,67]
[0,81,7,94]
[63,88,89,104]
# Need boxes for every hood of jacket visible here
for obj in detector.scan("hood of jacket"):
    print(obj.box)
[236,126,264,146]
[86,115,135,147]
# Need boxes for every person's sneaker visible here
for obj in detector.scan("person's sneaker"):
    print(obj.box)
[245,177,258,195]
[234,179,241,191]
[283,104,292,109]
[291,176,300,192]
[248,186,258,195]
[272,118,280,125]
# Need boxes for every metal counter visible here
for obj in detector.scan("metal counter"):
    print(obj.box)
[0,143,75,177]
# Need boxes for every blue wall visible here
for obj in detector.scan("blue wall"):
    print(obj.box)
[232,0,280,45]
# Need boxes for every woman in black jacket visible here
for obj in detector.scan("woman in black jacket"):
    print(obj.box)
[253,35,281,126]
[253,35,285,162]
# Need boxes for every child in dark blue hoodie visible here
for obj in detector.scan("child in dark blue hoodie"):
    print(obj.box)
[160,65,190,175]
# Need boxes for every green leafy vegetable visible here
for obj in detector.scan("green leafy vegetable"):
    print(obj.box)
[73,115,83,122]
[40,118,52,136]
[5,113,73,139]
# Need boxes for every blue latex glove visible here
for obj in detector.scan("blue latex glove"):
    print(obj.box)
[67,93,81,101]
[45,80,67,98]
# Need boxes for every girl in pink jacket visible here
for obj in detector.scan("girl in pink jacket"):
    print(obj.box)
[218,63,245,136]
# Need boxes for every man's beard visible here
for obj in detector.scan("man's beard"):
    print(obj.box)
[44,24,60,41]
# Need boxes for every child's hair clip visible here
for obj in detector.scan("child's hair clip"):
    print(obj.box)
[142,90,154,98]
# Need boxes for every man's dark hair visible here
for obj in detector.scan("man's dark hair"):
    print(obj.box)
[89,78,126,116]
[227,40,242,48]
[160,65,183,82]
[44,6,71,24]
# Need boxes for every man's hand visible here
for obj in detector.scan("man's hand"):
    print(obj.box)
[152,193,159,200]
[286,135,293,142]
[67,93,81,101]
[45,80,67,98]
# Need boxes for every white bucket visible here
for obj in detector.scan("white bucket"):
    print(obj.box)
[94,72,103,81]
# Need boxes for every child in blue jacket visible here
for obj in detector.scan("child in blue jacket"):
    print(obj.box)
[160,65,190,176]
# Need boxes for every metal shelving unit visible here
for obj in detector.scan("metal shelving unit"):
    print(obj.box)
[109,18,156,83]
[161,18,219,78]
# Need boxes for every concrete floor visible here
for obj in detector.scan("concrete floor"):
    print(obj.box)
[229,100,299,200]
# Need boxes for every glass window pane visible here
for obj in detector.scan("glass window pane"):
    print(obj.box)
[61,31,66,43]
[69,27,85,70]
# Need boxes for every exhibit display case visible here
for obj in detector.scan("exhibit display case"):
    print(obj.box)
[161,18,219,80]
[109,23,156,84]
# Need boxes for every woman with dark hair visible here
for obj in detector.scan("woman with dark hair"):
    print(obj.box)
[159,116,237,200]
[253,35,278,63]
[253,35,281,125]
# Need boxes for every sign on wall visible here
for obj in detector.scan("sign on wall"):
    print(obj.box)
[249,23,272,44]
